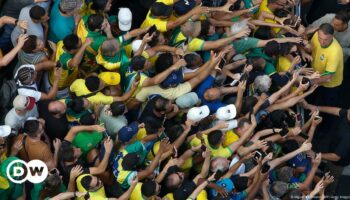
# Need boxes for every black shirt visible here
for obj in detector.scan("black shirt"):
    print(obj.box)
[138,95,165,123]
[329,109,350,166]
[38,100,69,141]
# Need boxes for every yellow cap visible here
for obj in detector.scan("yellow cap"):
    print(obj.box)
[98,72,121,86]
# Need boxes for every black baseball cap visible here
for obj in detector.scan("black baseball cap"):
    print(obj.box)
[121,152,141,170]
[151,2,173,18]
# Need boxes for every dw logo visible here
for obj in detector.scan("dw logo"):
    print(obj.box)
[6,159,48,184]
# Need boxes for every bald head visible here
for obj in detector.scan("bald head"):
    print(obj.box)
[101,39,120,57]
[204,88,221,101]
[48,101,66,115]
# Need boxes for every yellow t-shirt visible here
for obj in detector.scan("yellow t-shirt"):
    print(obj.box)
[49,41,79,89]
[311,32,343,88]
[277,56,292,72]
[173,32,205,52]
[223,130,240,147]
[70,79,113,105]
[76,174,107,200]
[256,0,280,33]
[141,0,174,32]
[190,135,233,158]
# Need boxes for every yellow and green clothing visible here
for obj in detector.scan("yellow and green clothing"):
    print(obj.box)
[190,135,234,158]
[76,174,107,200]
[277,56,292,72]
[170,28,205,52]
[247,47,277,76]
[0,157,24,199]
[311,32,343,88]
[59,98,91,122]
[141,0,174,32]
[256,0,281,33]
[112,141,147,189]
[49,41,78,89]
[96,36,130,71]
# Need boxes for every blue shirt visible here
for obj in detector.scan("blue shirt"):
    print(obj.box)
[48,0,75,43]
[196,75,225,113]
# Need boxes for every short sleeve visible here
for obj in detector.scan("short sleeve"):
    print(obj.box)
[190,136,202,147]
[264,62,277,76]
[59,53,72,70]
[188,38,205,52]
[90,92,113,105]
[17,89,42,102]
[157,0,174,5]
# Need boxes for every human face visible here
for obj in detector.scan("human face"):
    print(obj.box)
[40,12,50,23]
[158,33,166,45]
[170,172,185,186]
[208,25,216,36]
[318,30,333,48]
[0,138,7,153]
[35,39,45,51]
[73,147,82,159]
[89,176,103,191]
[204,88,221,101]
[212,157,229,172]
[236,122,251,137]
[48,101,67,115]
[332,18,348,32]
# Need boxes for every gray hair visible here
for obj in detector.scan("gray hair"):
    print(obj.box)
[254,75,271,94]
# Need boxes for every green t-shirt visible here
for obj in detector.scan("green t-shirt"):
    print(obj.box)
[30,182,66,200]
[247,47,277,76]
[232,37,260,54]
[72,131,103,156]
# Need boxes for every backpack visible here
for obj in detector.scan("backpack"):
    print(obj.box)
[0,80,18,123]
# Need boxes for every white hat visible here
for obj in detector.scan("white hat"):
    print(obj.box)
[187,105,210,122]
[118,8,132,31]
[221,120,238,131]
[216,104,237,121]
[132,40,143,52]
[0,125,12,137]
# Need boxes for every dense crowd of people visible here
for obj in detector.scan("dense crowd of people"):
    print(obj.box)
[0,0,350,199]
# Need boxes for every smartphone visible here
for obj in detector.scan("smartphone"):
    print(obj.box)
[296,114,302,121]
[201,145,207,152]
[147,25,157,36]
[253,150,262,162]
[315,116,322,120]
[279,127,289,137]
[302,77,310,85]
[100,123,109,138]
[214,170,224,181]
[56,62,62,69]
[240,73,249,82]
[84,192,90,200]
[261,163,271,174]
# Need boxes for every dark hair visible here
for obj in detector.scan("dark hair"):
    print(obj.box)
[131,55,147,71]
[22,35,38,53]
[184,53,201,69]
[80,175,93,190]
[29,5,46,20]
[151,2,173,18]
[85,76,100,92]
[264,40,280,57]
[319,23,334,35]
[208,130,223,147]
[148,31,161,47]
[166,124,184,143]
[63,34,80,51]
[87,14,104,31]
[141,180,157,197]
[92,0,108,11]
[155,53,173,73]
[253,26,274,40]
[247,57,265,71]
[231,0,243,11]
[335,10,350,24]
[154,96,170,112]
[200,20,211,37]
[281,139,299,154]
[144,117,162,134]
[241,96,258,114]
[274,9,289,18]
[233,175,249,192]
[24,120,40,137]
[59,145,75,162]
[110,102,126,116]
[17,66,35,85]
[79,113,95,125]
[238,118,251,129]
[69,98,85,113]
[40,174,62,199]
[198,116,214,131]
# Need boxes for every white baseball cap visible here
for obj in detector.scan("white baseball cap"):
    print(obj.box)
[187,105,210,122]
[221,120,238,131]
[0,125,12,137]
[118,8,132,31]
[216,104,237,121]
